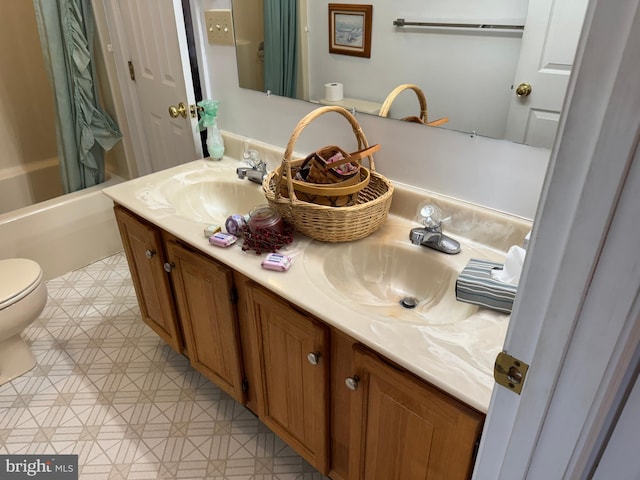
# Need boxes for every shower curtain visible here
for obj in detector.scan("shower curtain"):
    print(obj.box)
[263,0,298,98]
[33,0,122,194]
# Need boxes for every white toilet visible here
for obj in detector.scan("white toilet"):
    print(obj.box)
[0,258,47,386]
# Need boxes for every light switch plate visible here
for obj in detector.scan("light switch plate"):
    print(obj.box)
[205,9,235,46]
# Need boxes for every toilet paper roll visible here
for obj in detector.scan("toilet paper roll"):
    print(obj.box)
[324,82,344,102]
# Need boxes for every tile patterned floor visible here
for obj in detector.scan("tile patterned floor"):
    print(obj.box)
[0,252,329,479]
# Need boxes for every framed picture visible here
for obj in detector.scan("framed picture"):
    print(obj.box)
[328,4,372,58]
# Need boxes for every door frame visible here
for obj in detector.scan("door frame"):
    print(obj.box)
[474,0,640,477]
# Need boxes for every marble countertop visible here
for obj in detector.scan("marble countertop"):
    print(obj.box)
[103,141,531,413]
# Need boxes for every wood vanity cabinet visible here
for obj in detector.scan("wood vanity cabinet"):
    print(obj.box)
[347,345,484,480]
[164,238,245,403]
[114,205,483,480]
[113,206,183,353]
[239,281,330,474]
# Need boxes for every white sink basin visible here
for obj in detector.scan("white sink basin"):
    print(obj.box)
[136,168,266,223]
[164,180,265,222]
[303,224,480,324]
[131,162,501,326]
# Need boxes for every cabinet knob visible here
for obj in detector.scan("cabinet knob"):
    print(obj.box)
[145,249,156,259]
[307,352,321,365]
[345,376,360,391]
[163,262,174,273]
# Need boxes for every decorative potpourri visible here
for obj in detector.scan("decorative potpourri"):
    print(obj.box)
[240,222,294,255]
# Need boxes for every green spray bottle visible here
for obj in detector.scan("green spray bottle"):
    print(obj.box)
[197,99,225,160]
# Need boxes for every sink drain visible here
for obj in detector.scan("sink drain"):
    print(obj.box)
[400,296,419,309]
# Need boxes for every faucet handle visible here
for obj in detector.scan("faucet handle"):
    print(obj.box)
[419,205,445,229]
[242,149,260,167]
[255,159,267,171]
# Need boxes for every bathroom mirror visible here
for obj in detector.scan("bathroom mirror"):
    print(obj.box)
[231,0,587,148]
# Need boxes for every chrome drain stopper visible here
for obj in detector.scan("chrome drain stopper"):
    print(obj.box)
[400,296,419,309]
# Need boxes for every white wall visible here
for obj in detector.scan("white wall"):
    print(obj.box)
[306,0,526,139]
[193,0,549,220]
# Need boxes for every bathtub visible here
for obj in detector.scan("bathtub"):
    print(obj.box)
[0,165,125,281]
[0,157,65,215]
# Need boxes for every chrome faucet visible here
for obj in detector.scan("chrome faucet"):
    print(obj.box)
[236,149,268,184]
[409,205,461,254]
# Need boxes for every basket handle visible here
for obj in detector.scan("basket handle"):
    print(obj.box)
[277,106,375,202]
[380,84,427,121]
[379,84,449,127]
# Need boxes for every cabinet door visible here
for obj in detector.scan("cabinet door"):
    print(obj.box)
[348,346,483,480]
[165,240,245,403]
[233,272,260,413]
[114,206,183,353]
[330,329,356,480]
[245,283,329,474]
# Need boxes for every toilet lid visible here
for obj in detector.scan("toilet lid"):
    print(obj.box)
[0,258,43,310]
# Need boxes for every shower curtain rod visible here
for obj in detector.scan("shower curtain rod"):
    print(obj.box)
[393,18,524,31]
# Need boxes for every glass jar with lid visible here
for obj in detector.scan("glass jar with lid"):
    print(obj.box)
[248,204,284,234]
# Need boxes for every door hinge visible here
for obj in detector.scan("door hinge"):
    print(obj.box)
[128,60,136,81]
[494,351,529,395]
[230,285,238,304]
[241,378,249,393]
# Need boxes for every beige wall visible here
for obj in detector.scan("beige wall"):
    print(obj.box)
[232,0,264,91]
[0,1,57,170]
[0,0,133,187]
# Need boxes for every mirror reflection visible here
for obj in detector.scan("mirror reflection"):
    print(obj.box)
[231,0,588,148]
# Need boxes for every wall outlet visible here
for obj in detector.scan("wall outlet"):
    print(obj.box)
[205,9,235,46]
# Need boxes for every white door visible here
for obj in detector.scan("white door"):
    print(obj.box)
[118,0,202,173]
[474,0,640,477]
[504,0,589,148]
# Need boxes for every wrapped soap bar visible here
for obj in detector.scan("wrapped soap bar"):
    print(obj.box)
[261,253,292,272]
[209,232,237,247]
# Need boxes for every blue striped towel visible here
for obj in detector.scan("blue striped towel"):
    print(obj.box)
[455,258,518,314]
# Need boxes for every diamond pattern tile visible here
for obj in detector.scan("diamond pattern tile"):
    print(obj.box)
[0,252,330,479]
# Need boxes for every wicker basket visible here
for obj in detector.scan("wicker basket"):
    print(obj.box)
[263,106,394,243]
[379,84,449,127]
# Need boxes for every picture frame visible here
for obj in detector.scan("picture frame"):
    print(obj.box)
[328,4,372,58]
